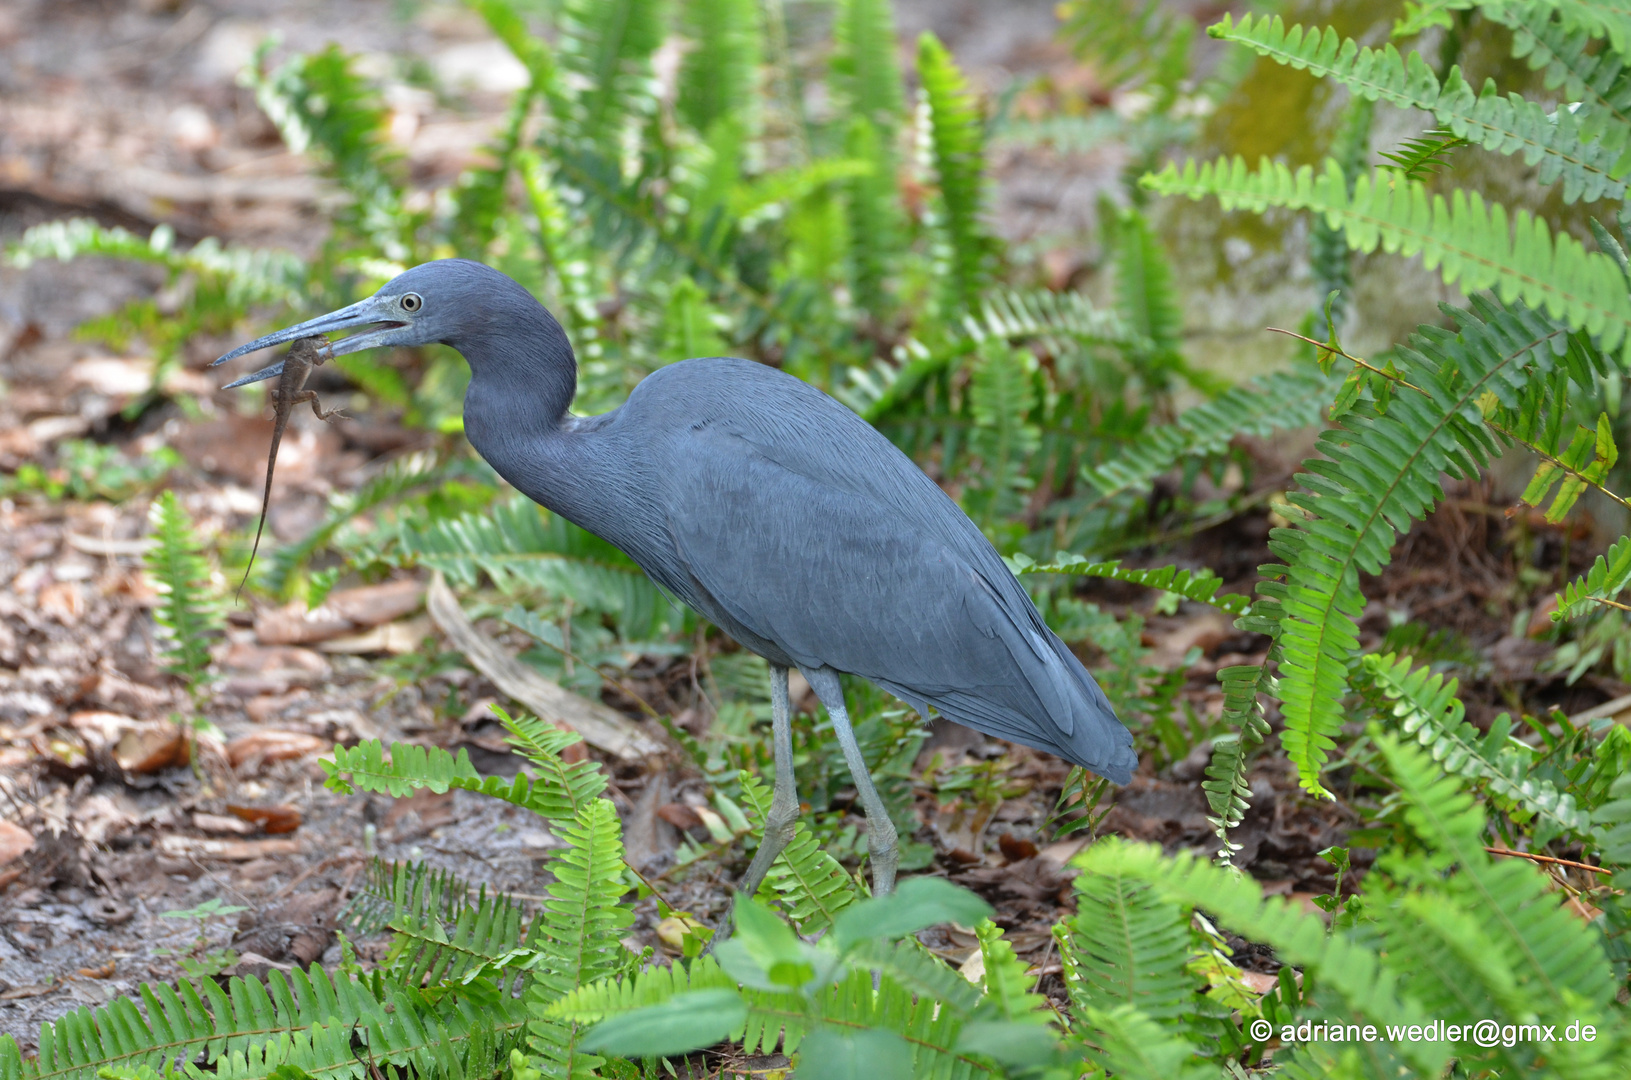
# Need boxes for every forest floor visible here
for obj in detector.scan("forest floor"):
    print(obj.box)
[3,0,1628,1055]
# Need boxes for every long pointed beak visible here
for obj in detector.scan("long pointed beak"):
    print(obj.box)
[211,294,408,380]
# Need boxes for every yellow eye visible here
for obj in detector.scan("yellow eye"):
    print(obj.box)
[401,292,423,312]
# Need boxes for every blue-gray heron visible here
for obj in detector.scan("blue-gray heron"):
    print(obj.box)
[214,259,1136,897]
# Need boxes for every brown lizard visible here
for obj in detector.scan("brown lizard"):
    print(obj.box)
[238,335,349,599]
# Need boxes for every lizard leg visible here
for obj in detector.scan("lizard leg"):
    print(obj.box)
[290,390,351,423]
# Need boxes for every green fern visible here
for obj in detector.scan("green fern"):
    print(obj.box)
[919,32,995,315]
[1202,663,1274,864]
[1363,652,1593,840]
[403,493,674,639]
[1379,129,1469,183]
[1497,2,1631,170]
[1256,298,1569,794]
[7,219,305,309]
[524,798,635,1080]
[965,342,1042,523]
[1370,729,1621,1075]
[1015,554,1251,616]
[1399,1,1631,59]
[145,491,223,698]
[1144,155,1631,358]
[1312,96,1376,337]
[1084,367,1341,499]
[677,0,762,136]
[1057,0,1195,100]
[832,0,905,128]
[1075,838,1449,1075]
[247,44,410,263]
[0,965,525,1080]
[1106,204,1185,382]
[323,728,605,824]
[1554,535,1631,620]
[1057,856,1199,1024]
[554,0,667,153]
[1213,13,1627,205]
[739,771,860,932]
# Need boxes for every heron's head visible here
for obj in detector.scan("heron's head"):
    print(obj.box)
[211,259,562,388]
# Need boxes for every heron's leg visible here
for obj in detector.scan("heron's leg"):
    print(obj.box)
[733,664,801,901]
[803,666,898,896]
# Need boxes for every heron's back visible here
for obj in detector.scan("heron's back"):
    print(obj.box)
[528,358,1137,783]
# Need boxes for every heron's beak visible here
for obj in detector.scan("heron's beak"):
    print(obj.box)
[211,294,410,387]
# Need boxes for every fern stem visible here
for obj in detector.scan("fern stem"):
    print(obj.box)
[1265,327,1428,394]
[1482,846,1611,876]
[1483,419,1631,510]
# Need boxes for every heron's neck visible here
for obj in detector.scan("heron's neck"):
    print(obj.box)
[455,307,579,434]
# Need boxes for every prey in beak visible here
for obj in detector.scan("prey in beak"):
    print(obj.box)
[211,290,419,388]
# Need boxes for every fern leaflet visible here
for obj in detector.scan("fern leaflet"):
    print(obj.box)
[1554,535,1631,620]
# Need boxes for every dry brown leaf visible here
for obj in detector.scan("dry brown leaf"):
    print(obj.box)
[225,730,329,769]
[0,819,35,865]
[77,961,117,979]
[113,722,189,773]
[227,804,303,834]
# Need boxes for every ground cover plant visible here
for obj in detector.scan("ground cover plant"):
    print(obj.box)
[1,0,1630,1076]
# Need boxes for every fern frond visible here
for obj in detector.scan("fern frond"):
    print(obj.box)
[739,771,860,932]
[1074,838,1451,1074]
[246,45,409,262]
[1212,13,1627,204]
[525,798,635,1079]
[1373,731,1619,1015]
[677,0,762,136]
[918,32,995,314]
[145,491,222,695]
[555,0,667,151]
[369,865,539,988]
[1015,555,1250,616]
[1399,1,1631,58]
[323,737,603,823]
[403,493,673,638]
[1312,95,1375,337]
[1084,367,1341,499]
[1106,205,1184,374]
[1555,535,1631,620]
[1143,155,1631,356]
[842,117,904,317]
[1203,663,1274,864]
[10,965,524,1080]
[1078,1003,1212,1080]
[972,921,1052,1024]
[1378,129,1468,183]
[1058,855,1198,1023]
[1250,297,1570,794]
[6,219,306,309]
[965,342,1042,522]
[964,287,1144,354]
[1497,2,1631,170]
[1363,653,1593,838]
[832,0,905,126]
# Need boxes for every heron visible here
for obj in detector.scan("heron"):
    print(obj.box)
[213,259,1136,898]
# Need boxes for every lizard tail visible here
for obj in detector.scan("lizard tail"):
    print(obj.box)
[236,514,267,602]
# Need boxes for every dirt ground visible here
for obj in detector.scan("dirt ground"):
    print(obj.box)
[2,0,1627,1056]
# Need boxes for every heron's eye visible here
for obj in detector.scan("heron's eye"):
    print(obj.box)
[401,293,423,312]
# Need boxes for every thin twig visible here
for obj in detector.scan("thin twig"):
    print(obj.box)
[1265,327,1428,395]
[1482,420,1631,511]
[1483,846,1611,876]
